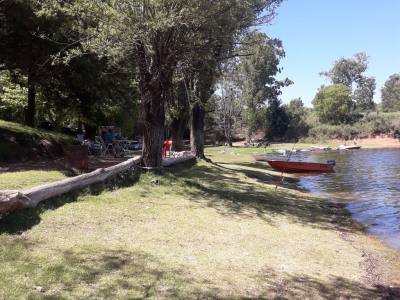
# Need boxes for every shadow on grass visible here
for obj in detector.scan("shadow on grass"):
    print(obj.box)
[255,267,400,299]
[6,245,396,299]
[0,169,140,235]
[167,162,364,233]
[36,248,190,299]
[212,161,302,191]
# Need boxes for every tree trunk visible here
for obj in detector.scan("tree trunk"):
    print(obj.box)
[141,88,165,168]
[190,102,205,158]
[227,122,233,147]
[135,34,177,168]
[170,118,186,151]
[25,73,36,127]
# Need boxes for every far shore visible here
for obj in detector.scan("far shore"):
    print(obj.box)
[231,136,400,149]
[328,136,400,149]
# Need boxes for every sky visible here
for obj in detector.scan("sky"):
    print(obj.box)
[261,0,400,106]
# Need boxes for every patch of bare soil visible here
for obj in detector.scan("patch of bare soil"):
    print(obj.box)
[0,156,131,174]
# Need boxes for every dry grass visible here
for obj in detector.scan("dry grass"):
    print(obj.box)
[0,148,399,299]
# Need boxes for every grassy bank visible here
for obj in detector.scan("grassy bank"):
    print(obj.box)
[0,120,74,163]
[0,148,399,299]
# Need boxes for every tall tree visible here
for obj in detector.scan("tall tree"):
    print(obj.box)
[265,98,289,139]
[381,73,400,112]
[238,32,289,140]
[163,1,284,158]
[321,53,368,87]
[321,53,376,112]
[284,98,309,139]
[216,63,243,146]
[39,0,283,166]
[0,0,74,127]
[353,77,376,112]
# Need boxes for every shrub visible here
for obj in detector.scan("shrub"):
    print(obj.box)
[307,112,400,140]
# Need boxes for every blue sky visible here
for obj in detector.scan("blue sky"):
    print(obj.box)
[262,0,400,106]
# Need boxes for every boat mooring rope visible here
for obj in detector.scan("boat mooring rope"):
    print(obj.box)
[275,141,298,190]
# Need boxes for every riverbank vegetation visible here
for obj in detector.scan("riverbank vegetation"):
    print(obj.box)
[211,52,400,143]
[1,149,399,299]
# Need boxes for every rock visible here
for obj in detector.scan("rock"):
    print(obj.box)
[150,179,160,185]
[32,286,45,293]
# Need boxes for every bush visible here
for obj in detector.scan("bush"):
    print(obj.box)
[312,84,353,125]
[307,112,400,140]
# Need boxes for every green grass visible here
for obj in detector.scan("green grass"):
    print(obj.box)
[0,120,72,142]
[0,120,74,162]
[0,148,399,299]
[0,170,67,190]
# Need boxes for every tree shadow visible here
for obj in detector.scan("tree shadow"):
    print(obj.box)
[254,267,400,299]
[212,161,302,191]
[12,247,191,299]
[4,242,398,299]
[167,163,364,233]
[0,169,140,235]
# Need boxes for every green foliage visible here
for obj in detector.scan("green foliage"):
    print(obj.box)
[353,77,376,112]
[284,98,310,139]
[321,53,368,87]
[381,73,400,112]
[0,71,27,122]
[238,32,290,137]
[312,84,353,125]
[321,53,375,112]
[265,98,289,139]
[308,112,400,140]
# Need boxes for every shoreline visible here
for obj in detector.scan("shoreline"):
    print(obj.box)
[327,136,400,149]
[286,182,400,291]
[242,150,400,291]
[288,178,400,253]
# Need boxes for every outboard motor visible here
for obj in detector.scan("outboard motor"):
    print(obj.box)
[327,160,336,165]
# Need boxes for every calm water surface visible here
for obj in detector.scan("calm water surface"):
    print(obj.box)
[285,149,400,250]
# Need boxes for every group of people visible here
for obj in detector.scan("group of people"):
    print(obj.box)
[99,128,123,157]
[77,127,174,158]
[76,127,124,157]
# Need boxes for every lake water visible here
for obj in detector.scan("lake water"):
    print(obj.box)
[284,149,400,250]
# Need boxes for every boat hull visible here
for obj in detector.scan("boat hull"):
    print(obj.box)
[337,145,361,150]
[267,160,334,173]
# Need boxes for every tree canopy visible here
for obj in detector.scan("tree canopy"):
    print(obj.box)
[381,73,400,112]
[312,84,353,125]
[321,53,376,112]
[238,32,290,139]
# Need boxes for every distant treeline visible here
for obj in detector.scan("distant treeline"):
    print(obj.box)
[209,52,400,143]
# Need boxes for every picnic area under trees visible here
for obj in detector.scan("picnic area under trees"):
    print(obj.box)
[1,0,400,299]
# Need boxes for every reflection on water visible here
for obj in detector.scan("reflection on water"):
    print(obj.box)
[284,149,400,250]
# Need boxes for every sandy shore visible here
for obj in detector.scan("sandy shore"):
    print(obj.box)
[330,136,400,148]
